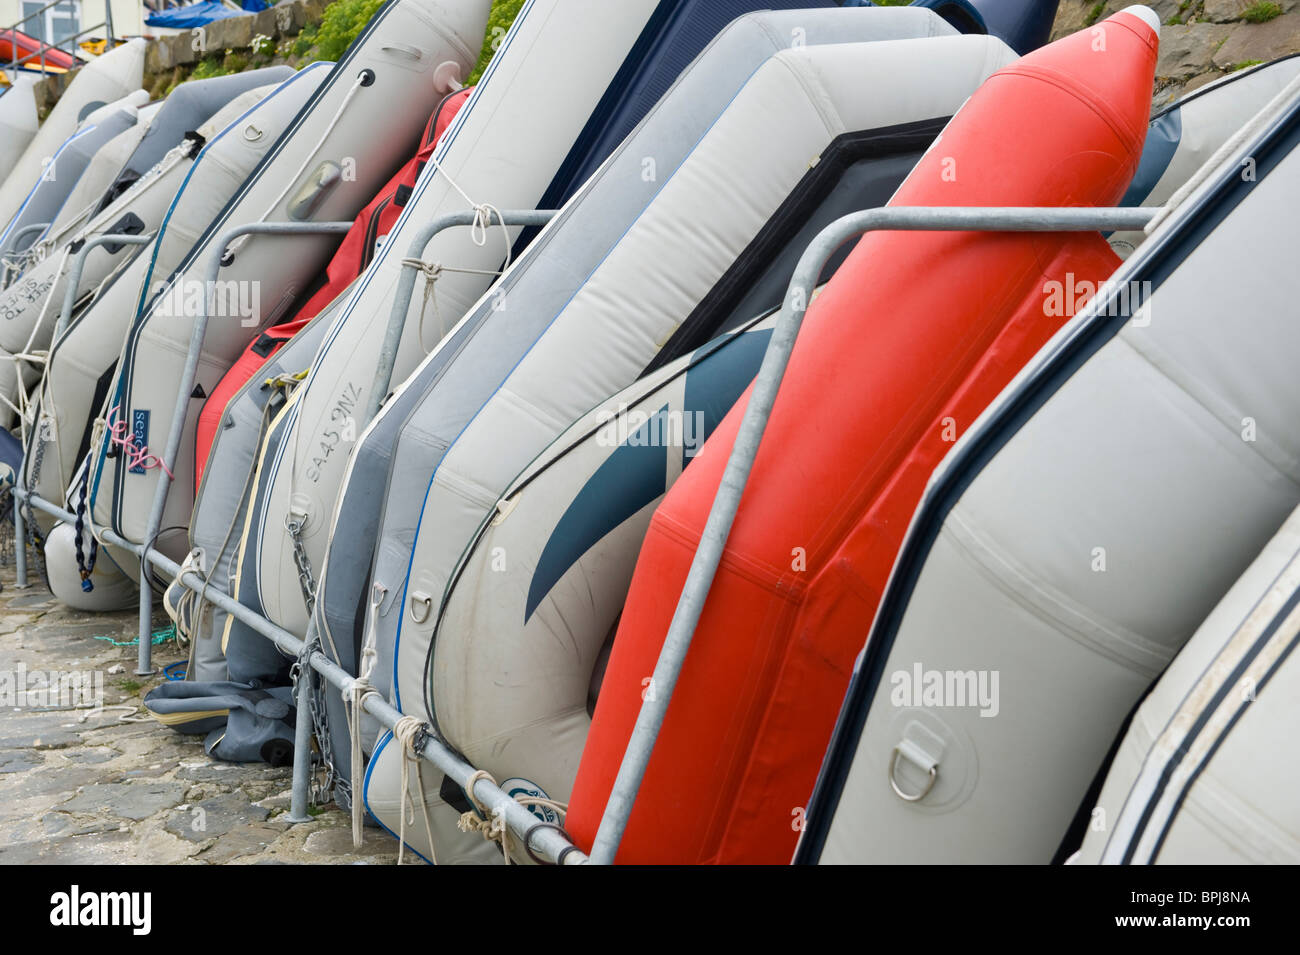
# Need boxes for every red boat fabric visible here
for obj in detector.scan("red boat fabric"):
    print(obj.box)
[0,29,77,71]
[566,11,1158,864]
[194,88,473,490]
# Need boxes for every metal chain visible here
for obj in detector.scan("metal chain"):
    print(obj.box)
[290,638,335,805]
[20,433,48,583]
[285,515,316,614]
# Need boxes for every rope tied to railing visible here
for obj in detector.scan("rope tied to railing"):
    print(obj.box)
[345,587,382,849]
[457,768,569,865]
[392,714,437,866]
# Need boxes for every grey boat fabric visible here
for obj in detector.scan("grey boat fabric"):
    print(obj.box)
[95,67,297,216]
[1,96,143,255]
[381,30,1010,719]
[182,285,351,684]
[1074,503,1300,865]
[0,39,147,234]
[87,0,490,559]
[313,5,963,719]
[21,70,329,545]
[1112,53,1300,257]
[802,83,1300,865]
[223,0,671,650]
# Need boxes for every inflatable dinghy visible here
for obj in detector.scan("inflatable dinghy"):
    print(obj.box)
[298,5,971,840]
[37,103,161,243]
[0,72,40,174]
[217,0,684,652]
[85,0,491,564]
[797,56,1300,865]
[355,24,1013,863]
[193,86,472,493]
[0,38,146,232]
[1113,53,1300,257]
[0,92,148,256]
[1073,504,1300,865]
[378,310,779,862]
[21,70,328,548]
[565,7,1160,865]
[0,69,297,427]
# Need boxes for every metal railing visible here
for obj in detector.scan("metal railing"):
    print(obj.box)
[4,0,116,76]
[9,205,1161,865]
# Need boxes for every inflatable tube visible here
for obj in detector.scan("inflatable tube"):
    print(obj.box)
[303,5,962,827]
[193,86,472,492]
[566,7,1160,865]
[43,518,137,611]
[418,311,778,862]
[359,28,1010,864]
[1073,504,1300,864]
[174,283,353,684]
[798,47,1300,865]
[399,28,1015,727]
[41,103,160,242]
[0,93,146,256]
[0,39,146,233]
[95,68,296,216]
[221,0,672,655]
[21,70,329,542]
[1113,53,1300,257]
[87,0,491,563]
[0,71,299,430]
[0,73,40,174]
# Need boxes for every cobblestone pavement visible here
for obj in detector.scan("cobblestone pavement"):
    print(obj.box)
[0,553,399,865]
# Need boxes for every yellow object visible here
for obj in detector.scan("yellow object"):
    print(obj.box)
[80,38,107,56]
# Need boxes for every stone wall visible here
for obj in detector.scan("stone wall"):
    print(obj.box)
[32,0,329,120]
[1053,1,1300,110]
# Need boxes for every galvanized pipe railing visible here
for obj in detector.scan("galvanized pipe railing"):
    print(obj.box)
[365,208,557,422]
[55,231,153,338]
[587,205,1163,864]
[11,485,586,864]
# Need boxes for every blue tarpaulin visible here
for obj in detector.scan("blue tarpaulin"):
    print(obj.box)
[145,0,268,30]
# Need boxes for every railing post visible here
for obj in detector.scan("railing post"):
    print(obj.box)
[364,208,558,424]
[12,487,28,588]
[587,205,1162,865]
[55,231,153,339]
[132,220,352,676]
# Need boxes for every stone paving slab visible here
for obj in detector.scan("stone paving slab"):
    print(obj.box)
[0,557,400,865]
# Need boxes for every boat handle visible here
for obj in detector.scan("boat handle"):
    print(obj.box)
[889,739,939,803]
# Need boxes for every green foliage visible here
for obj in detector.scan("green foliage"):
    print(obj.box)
[1229,59,1264,71]
[1084,1,1107,27]
[466,0,527,85]
[1241,2,1283,23]
[313,0,387,63]
[190,56,235,80]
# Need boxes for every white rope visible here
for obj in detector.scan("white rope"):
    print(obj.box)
[345,586,382,849]
[456,769,569,865]
[392,715,437,866]
[401,258,506,354]
[224,70,369,263]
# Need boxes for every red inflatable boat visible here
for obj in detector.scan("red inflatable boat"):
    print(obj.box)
[0,29,77,71]
[567,8,1159,864]
[194,88,473,489]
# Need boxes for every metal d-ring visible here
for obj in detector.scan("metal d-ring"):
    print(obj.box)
[889,745,938,803]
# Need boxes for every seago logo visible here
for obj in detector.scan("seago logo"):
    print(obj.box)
[501,778,559,825]
[129,410,150,474]
[50,885,151,935]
